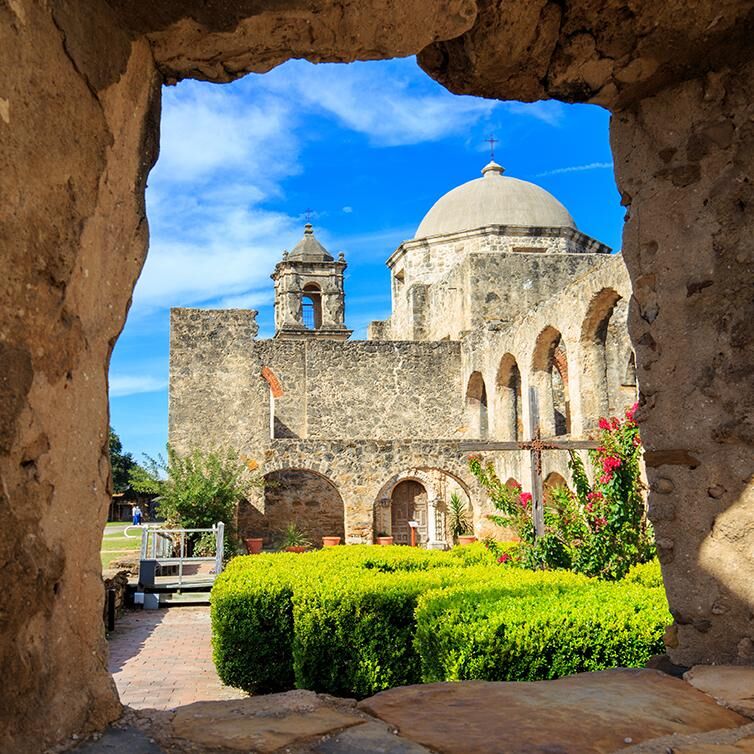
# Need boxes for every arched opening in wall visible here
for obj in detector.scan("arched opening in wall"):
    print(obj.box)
[495,354,523,441]
[241,469,344,547]
[544,471,569,495]
[302,283,323,329]
[390,479,428,545]
[465,371,489,439]
[532,326,571,437]
[580,288,630,426]
[373,468,472,547]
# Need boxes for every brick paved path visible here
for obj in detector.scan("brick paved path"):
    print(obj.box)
[108,607,246,710]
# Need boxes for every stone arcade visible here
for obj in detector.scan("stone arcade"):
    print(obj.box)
[169,159,635,549]
[3,1,752,749]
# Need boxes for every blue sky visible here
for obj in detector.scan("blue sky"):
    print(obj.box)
[109,56,623,462]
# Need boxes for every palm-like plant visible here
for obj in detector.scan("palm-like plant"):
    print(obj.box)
[279,522,312,549]
[448,493,472,539]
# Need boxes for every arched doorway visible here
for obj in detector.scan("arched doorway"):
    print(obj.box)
[390,480,428,545]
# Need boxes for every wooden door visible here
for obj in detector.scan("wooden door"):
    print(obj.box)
[391,480,428,545]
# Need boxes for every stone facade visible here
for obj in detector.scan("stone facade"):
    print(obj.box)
[169,180,634,551]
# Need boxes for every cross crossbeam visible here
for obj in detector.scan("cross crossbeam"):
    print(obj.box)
[461,388,599,538]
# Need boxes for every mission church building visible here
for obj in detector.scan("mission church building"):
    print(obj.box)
[169,159,635,548]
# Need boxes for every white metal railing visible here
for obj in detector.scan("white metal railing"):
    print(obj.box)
[124,522,225,588]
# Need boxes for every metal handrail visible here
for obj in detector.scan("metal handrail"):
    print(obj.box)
[127,522,226,590]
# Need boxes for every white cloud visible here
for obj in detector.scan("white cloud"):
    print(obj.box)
[259,60,497,147]
[536,161,613,177]
[342,206,353,214]
[109,375,167,397]
[504,101,566,127]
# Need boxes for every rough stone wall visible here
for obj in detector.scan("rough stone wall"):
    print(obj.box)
[387,226,610,340]
[241,469,346,547]
[0,3,161,749]
[461,253,633,441]
[169,309,270,455]
[612,62,754,665]
[254,340,466,440]
[257,439,491,543]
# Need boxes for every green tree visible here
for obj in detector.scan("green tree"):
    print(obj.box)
[109,427,137,493]
[129,445,262,546]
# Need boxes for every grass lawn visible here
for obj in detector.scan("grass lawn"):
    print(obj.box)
[101,522,140,569]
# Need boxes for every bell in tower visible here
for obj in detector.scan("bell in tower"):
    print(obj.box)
[272,224,352,340]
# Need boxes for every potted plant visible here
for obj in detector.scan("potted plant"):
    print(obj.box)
[322,536,341,547]
[245,537,264,554]
[279,523,312,553]
[448,493,476,545]
[375,531,394,546]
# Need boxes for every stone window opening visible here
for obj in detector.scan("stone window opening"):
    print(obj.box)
[532,326,571,437]
[495,354,523,441]
[302,283,323,329]
[580,288,626,425]
[466,371,489,439]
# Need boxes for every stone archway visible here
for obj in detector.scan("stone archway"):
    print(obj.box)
[4,3,754,750]
[241,468,345,547]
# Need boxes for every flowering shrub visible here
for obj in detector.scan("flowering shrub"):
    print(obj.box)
[469,403,654,580]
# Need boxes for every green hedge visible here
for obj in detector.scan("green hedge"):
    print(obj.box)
[211,545,669,697]
[415,580,668,682]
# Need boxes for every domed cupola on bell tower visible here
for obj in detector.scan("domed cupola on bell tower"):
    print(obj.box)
[272,223,352,340]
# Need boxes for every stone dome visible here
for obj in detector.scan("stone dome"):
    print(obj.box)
[414,161,577,239]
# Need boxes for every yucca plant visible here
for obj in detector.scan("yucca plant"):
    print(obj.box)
[448,493,472,539]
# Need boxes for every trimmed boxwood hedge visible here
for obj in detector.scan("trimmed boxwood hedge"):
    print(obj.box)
[211,545,668,697]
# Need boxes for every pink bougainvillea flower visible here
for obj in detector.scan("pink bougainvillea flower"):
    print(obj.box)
[519,492,532,508]
[633,434,642,447]
[497,553,511,564]
[610,417,621,430]
[598,417,611,430]
[599,473,613,484]
[625,402,639,422]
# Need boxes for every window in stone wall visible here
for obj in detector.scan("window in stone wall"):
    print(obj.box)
[302,283,322,329]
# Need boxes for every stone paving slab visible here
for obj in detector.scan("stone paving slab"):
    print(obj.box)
[70,727,165,753]
[359,669,750,754]
[108,607,246,710]
[685,666,754,720]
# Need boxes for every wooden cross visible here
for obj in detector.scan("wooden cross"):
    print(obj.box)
[460,387,599,538]
[485,134,499,161]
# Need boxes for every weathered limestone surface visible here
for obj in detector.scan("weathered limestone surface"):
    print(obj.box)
[3,0,754,750]
[611,63,754,665]
[0,3,160,751]
[359,670,749,754]
[685,666,754,719]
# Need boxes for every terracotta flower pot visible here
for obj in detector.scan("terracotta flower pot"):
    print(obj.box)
[457,535,477,546]
[376,536,394,546]
[322,536,341,547]
[284,545,309,553]
[245,537,264,555]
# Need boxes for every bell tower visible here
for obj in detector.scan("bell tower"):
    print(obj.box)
[272,224,352,340]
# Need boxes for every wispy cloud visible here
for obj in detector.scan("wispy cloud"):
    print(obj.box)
[110,375,167,397]
[504,101,566,127]
[257,60,497,147]
[536,161,613,177]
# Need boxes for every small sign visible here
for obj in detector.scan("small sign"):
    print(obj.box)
[408,520,419,528]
